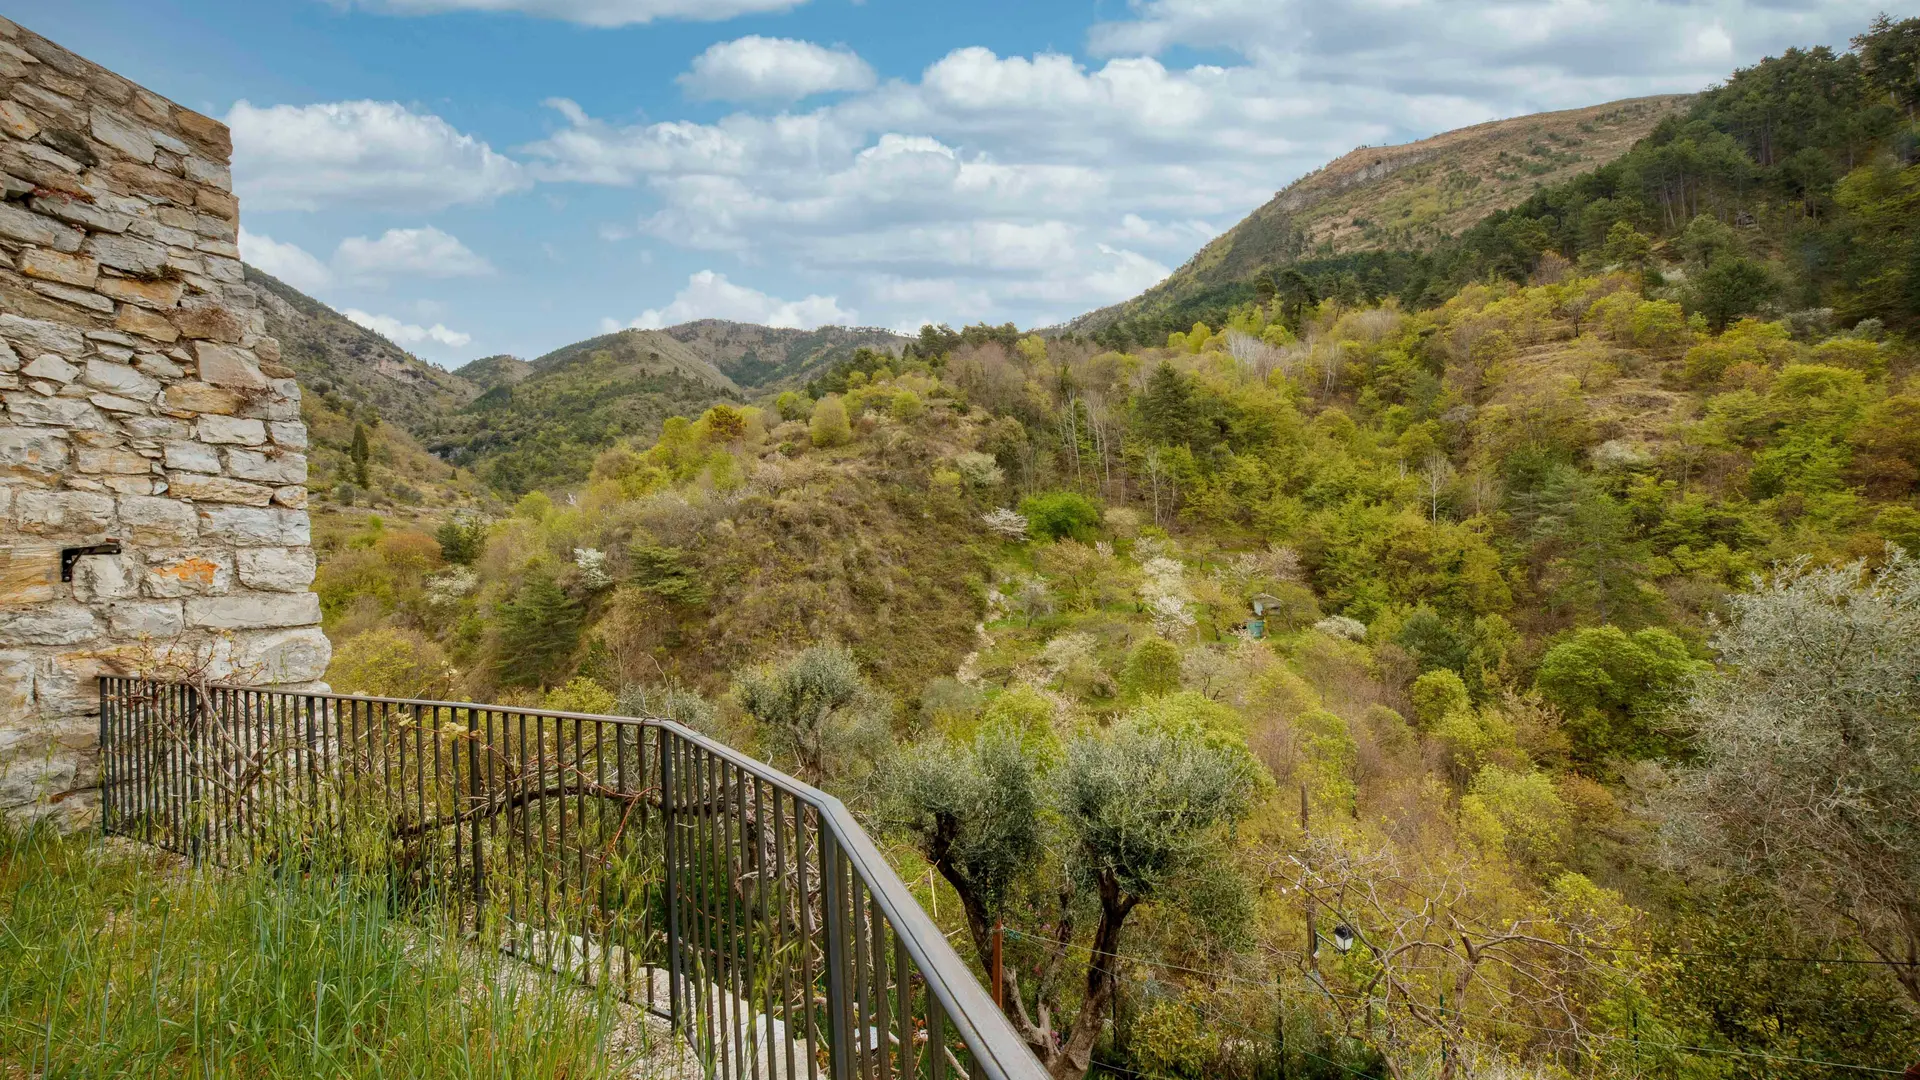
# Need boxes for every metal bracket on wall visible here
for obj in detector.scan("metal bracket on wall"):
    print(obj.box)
[61,540,122,582]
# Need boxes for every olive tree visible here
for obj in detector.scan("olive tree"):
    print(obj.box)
[733,644,891,783]
[1661,551,1920,1008]
[886,710,1263,1080]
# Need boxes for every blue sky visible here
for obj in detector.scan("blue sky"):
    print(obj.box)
[7,0,1891,367]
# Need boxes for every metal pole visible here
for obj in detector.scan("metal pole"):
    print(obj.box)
[663,729,684,1032]
[468,705,485,927]
[822,834,855,1080]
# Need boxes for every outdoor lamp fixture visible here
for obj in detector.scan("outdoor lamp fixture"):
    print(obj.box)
[1331,924,1356,954]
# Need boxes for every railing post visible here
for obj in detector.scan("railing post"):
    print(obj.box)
[662,727,684,1031]
[821,833,855,1080]
[467,705,485,928]
[97,677,110,837]
[187,683,203,867]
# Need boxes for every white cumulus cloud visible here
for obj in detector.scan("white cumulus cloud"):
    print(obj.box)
[228,100,529,212]
[238,227,333,292]
[343,308,474,349]
[334,226,495,281]
[680,37,876,101]
[341,0,805,26]
[616,270,856,330]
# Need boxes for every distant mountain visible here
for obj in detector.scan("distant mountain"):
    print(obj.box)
[661,320,910,389]
[454,354,533,394]
[242,270,910,495]
[1071,95,1691,334]
[243,266,480,432]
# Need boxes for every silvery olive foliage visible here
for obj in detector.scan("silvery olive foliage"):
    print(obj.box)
[885,709,1263,1079]
[734,644,893,783]
[1661,550,1920,1004]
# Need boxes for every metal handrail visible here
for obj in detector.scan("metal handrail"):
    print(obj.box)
[97,677,1049,1080]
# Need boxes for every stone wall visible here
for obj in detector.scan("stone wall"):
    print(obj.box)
[0,17,328,826]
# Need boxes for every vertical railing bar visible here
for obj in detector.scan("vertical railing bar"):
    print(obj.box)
[730,761,752,1080]
[664,729,683,1032]
[872,893,891,1080]
[773,786,798,1080]
[698,738,715,1069]
[802,806,822,1080]
[854,876,875,1080]
[896,944,912,1080]
[753,777,780,1080]
[594,719,612,994]
[470,707,485,934]
[710,749,729,1076]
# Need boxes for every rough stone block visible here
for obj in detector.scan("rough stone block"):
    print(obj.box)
[85,233,169,276]
[236,547,316,592]
[21,354,78,383]
[98,275,182,310]
[30,279,116,315]
[271,485,307,509]
[0,204,83,253]
[19,249,99,289]
[0,427,68,476]
[88,392,150,415]
[115,305,180,343]
[198,505,309,547]
[195,415,265,445]
[11,488,115,535]
[161,381,241,415]
[2,393,107,429]
[185,591,320,630]
[0,313,87,357]
[168,471,272,506]
[235,627,331,683]
[120,415,189,441]
[90,109,157,164]
[72,551,139,601]
[116,494,197,544]
[82,359,159,399]
[175,304,245,344]
[223,448,305,485]
[191,341,266,388]
[182,155,230,191]
[0,100,38,139]
[0,544,60,605]
[73,446,152,474]
[108,599,183,638]
[31,193,132,234]
[266,421,307,450]
[0,604,99,645]
[161,439,219,473]
[107,160,197,207]
[142,550,232,597]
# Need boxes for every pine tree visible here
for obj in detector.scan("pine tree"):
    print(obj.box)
[349,423,372,488]
[495,569,583,688]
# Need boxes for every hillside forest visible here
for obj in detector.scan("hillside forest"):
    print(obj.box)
[310,17,1920,1080]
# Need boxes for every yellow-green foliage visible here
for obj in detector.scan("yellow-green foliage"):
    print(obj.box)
[809,394,853,447]
[325,626,455,699]
[543,676,617,715]
[1459,764,1571,866]
[1410,668,1470,728]
[1293,707,1357,812]
[1683,318,1798,385]
[1130,995,1220,1078]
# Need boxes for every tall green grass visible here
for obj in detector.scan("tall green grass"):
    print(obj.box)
[0,825,647,1078]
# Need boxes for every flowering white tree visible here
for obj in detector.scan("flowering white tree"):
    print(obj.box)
[982,508,1030,540]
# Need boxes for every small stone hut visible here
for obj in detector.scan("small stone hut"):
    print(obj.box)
[0,17,328,826]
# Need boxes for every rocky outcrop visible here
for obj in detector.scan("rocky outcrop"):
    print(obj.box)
[0,16,327,827]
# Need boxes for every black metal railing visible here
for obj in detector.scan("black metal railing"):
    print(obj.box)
[98,677,1045,1080]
